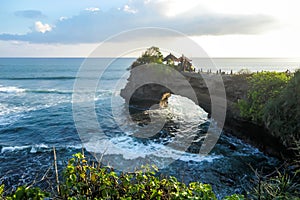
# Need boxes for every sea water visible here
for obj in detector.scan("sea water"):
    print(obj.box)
[1,58,297,197]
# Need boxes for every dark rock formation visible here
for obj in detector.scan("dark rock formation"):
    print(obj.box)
[120,67,290,159]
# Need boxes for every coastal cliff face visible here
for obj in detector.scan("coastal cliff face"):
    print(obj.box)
[120,70,289,158]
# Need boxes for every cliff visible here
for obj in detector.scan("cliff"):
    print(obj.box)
[120,66,290,158]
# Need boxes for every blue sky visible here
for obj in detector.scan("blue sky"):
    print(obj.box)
[0,0,300,57]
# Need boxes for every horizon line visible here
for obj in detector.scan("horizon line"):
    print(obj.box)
[1,56,300,59]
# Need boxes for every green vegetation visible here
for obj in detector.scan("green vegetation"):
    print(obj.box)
[237,70,300,149]
[130,46,195,72]
[2,152,300,199]
[0,186,49,200]
[131,46,163,68]
[223,194,245,200]
[250,140,300,199]
[236,70,300,199]
[59,152,219,199]
[2,69,299,199]
[250,169,299,199]
[263,70,300,147]
[237,71,290,123]
[1,153,243,200]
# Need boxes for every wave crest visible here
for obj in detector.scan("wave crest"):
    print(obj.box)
[0,76,75,80]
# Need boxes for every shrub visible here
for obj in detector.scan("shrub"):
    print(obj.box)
[238,72,290,123]
[263,70,300,147]
[0,184,4,199]
[4,186,49,200]
[60,153,219,199]
[250,168,299,200]
[1,153,244,199]
[223,194,245,200]
[131,46,164,68]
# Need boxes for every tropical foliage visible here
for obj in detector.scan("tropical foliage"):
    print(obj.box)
[60,153,218,199]
[1,153,244,200]
[131,46,163,68]
[237,71,290,123]
[250,140,300,199]
[250,169,299,200]
[263,70,300,147]
[2,152,300,199]
[0,185,49,200]
[237,70,300,148]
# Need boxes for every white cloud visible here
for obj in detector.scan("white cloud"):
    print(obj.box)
[85,7,100,12]
[0,1,278,45]
[162,0,201,17]
[59,16,68,21]
[35,21,52,33]
[123,5,137,14]
[192,30,300,57]
[11,40,22,45]
[0,0,299,57]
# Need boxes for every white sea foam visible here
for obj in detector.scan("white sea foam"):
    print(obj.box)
[30,147,37,153]
[0,92,70,125]
[84,94,216,164]
[0,103,28,116]
[0,84,75,94]
[222,134,263,157]
[84,135,222,163]
[94,90,114,100]
[0,103,30,125]
[1,143,83,154]
[1,145,30,153]
[0,85,26,93]
[0,103,39,126]
[167,95,208,122]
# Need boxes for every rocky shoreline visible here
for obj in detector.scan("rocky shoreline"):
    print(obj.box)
[121,70,291,159]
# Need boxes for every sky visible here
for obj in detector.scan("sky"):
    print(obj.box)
[0,0,300,57]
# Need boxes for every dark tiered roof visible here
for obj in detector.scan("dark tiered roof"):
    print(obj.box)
[178,55,192,62]
[163,53,179,62]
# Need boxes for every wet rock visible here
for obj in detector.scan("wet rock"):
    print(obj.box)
[229,144,237,151]
[121,70,291,159]
[159,92,171,108]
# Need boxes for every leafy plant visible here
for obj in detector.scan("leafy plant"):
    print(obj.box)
[250,169,299,200]
[131,46,164,68]
[59,153,220,199]
[0,184,4,199]
[263,70,300,147]
[223,194,245,200]
[238,71,290,123]
[1,153,245,199]
[5,186,49,200]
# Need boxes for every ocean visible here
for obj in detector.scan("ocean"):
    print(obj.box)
[195,57,300,73]
[0,57,298,198]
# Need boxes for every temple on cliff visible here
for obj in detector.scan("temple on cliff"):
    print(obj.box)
[163,53,195,72]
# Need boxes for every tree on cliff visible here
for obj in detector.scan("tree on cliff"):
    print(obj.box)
[131,46,163,68]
